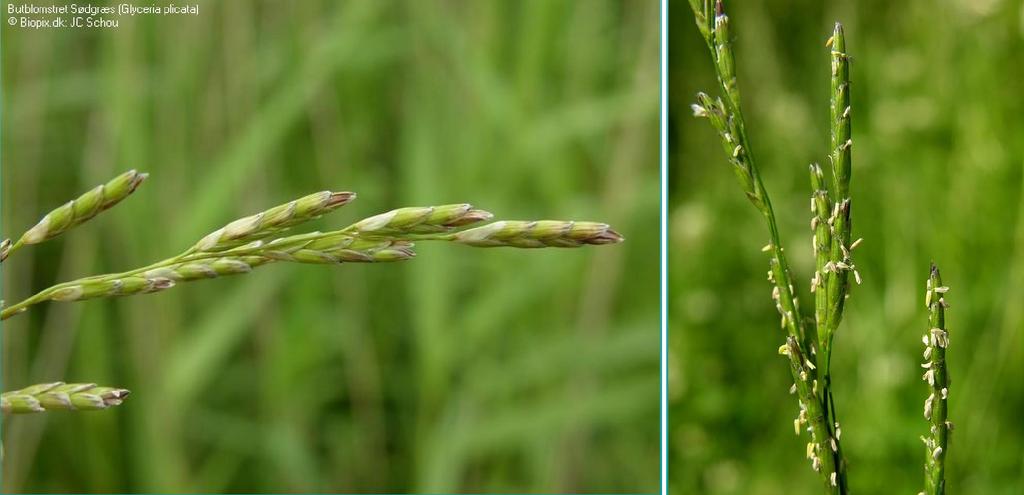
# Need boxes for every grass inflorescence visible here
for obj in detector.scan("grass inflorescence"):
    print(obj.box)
[2,178,622,321]
[687,2,955,493]
[0,169,622,429]
[921,264,951,495]
[688,0,847,491]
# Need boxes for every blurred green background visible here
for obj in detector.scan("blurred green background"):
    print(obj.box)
[671,0,1024,493]
[1,1,659,492]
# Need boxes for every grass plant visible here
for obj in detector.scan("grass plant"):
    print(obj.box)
[688,1,846,491]
[686,1,951,493]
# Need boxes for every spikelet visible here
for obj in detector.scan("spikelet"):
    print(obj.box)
[19,170,147,245]
[0,238,11,262]
[450,221,623,248]
[261,236,416,264]
[143,256,272,282]
[2,382,130,414]
[350,204,493,235]
[47,276,175,302]
[193,191,355,252]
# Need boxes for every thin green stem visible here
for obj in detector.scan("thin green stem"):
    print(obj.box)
[1,231,338,320]
[0,251,191,320]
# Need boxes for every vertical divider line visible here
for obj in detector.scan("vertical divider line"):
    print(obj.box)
[1,6,6,487]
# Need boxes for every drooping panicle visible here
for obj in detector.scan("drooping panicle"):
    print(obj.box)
[17,170,148,246]
[193,191,355,252]
[2,382,130,414]
[922,264,951,495]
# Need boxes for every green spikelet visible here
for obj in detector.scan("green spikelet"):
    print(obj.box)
[450,220,623,248]
[350,204,493,235]
[2,383,130,414]
[193,191,356,252]
[18,170,148,246]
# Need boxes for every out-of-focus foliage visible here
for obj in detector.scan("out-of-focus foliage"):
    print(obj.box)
[1,1,660,492]
[671,0,1024,493]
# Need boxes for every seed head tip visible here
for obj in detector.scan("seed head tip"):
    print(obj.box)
[597,228,624,244]
[328,191,357,206]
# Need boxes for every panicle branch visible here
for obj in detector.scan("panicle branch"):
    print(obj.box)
[688,0,811,363]
[2,186,620,321]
